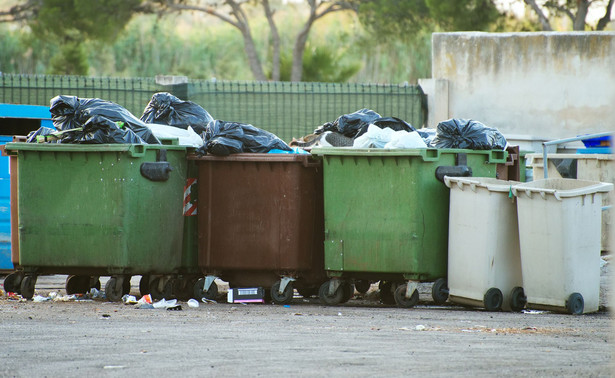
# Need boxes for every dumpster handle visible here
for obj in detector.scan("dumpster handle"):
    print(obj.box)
[129,144,147,158]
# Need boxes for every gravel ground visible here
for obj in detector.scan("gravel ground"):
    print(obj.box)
[0,263,612,377]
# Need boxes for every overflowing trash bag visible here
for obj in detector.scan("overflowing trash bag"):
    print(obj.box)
[26,126,57,143]
[417,128,437,147]
[69,115,145,144]
[356,117,416,138]
[432,119,507,150]
[314,108,381,138]
[198,120,292,156]
[353,124,426,149]
[49,95,160,144]
[140,92,214,135]
[147,124,204,147]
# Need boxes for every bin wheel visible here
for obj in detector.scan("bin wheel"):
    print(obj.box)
[193,278,218,301]
[297,287,318,298]
[173,278,194,301]
[271,280,294,305]
[354,280,371,294]
[318,280,344,306]
[90,276,101,291]
[105,277,123,302]
[509,287,527,312]
[123,276,132,296]
[139,275,150,297]
[4,271,24,294]
[379,281,397,305]
[341,281,354,303]
[20,275,37,300]
[566,292,584,315]
[432,278,449,305]
[483,288,503,311]
[394,284,419,308]
[65,275,90,295]
[150,276,173,300]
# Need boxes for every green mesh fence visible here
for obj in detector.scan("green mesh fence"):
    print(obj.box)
[0,74,426,142]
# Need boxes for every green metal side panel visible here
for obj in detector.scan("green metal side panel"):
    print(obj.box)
[8,143,188,275]
[314,148,506,281]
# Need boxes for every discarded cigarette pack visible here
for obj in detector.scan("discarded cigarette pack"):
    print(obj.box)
[227,287,265,304]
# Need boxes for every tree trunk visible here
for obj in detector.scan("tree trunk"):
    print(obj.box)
[263,0,280,81]
[597,0,614,30]
[573,0,590,31]
[291,15,315,82]
[523,0,553,31]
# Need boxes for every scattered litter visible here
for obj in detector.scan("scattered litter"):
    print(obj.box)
[337,312,342,316]
[187,299,200,308]
[6,292,21,300]
[32,295,51,302]
[152,298,177,309]
[137,294,153,305]
[49,292,58,299]
[415,324,426,331]
[166,305,183,311]
[294,313,303,316]
[523,326,538,331]
[135,303,154,309]
[201,297,217,304]
[600,258,608,268]
[122,295,137,305]
[283,305,291,308]
[101,314,111,319]
[523,309,547,314]
[89,288,104,299]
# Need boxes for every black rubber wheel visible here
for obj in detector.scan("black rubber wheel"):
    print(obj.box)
[122,276,132,296]
[354,280,371,294]
[509,286,527,312]
[394,284,419,308]
[105,277,123,302]
[4,271,24,294]
[341,281,354,303]
[90,276,101,291]
[297,286,318,298]
[65,275,90,295]
[20,275,36,300]
[139,275,150,297]
[318,280,344,305]
[432,278,449,305]
[566,292,584,315]
[193,278,218,301]
[379,281,396,305]
[483,287,503,311]
[271,280,294,305]
[150,276,173,300]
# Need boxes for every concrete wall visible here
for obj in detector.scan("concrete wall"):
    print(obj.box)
[429,32,615,142]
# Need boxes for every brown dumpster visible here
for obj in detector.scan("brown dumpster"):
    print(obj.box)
[189,153,326,304]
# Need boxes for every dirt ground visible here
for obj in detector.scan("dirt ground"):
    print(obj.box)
[0,263,612,377]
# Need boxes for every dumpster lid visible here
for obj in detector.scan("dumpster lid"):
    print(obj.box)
[444,176,519,193]
[512,178,613,200]
[4,142,187,154]
[311,147,507,163]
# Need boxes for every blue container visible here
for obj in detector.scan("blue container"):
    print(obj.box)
[0,136,12,270]
[581,135,611,148]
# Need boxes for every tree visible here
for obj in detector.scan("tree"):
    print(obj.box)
[150,0,356,82]
[523,0,614,31]
[356,0,502,40]
[1,0,144,75]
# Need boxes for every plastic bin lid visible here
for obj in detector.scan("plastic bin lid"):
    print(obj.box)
[444,176,519,193]
[512,178,613,200]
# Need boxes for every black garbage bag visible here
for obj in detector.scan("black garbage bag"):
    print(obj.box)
[314,108,381,138]
[49,95,160,144]
[72,115,145,144]
[197,120,292,156]
[140,92,213,135]
[26,127,57,143]
[432,119,507,150]
[355,116,416,138]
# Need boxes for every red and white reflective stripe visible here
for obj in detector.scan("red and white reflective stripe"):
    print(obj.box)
[183,178,197,216]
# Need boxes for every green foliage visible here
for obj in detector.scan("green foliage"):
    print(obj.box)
[47,41,89,75]
[30,0,141,42]
[275,43,361,82]
[424,0,501,31]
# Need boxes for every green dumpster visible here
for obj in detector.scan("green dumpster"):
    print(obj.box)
[4,142,200,301]
[311,147,507,308]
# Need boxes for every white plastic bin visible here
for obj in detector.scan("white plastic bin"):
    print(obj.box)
[444,177,525,312]
[512,178,613,314]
